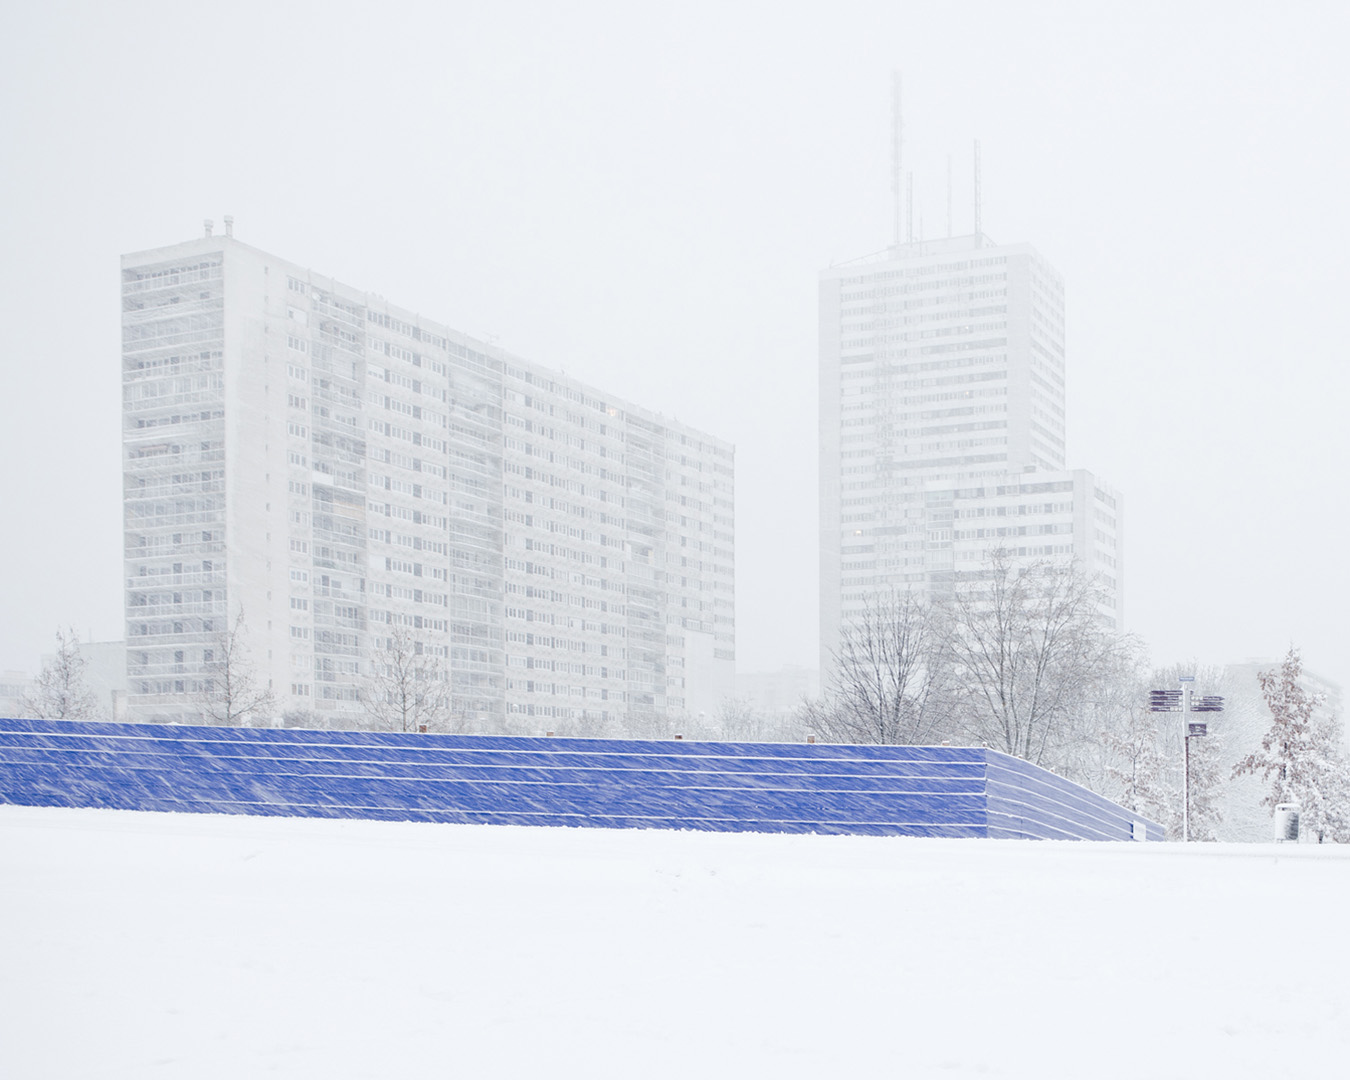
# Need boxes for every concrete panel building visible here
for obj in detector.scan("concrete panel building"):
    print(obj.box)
[122,227,734,731]
[820,233,1121,673]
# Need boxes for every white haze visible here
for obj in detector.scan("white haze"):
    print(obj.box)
[1,1,1347,690]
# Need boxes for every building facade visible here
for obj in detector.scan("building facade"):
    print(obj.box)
[122,229,734,730]
[922,469,1121,610]
[819,233,1121,672]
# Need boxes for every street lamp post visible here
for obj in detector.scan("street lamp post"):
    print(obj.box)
[1150,678,1224,841]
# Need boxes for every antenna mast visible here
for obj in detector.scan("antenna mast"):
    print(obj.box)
[973,139,983,247]
[946,154,953,238]
[891,71,902,248]
[906,172,913,244]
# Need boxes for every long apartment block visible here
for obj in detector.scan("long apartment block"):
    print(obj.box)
[122,228,734,731]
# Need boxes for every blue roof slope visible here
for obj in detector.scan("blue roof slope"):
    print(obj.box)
[0,717,1158,840]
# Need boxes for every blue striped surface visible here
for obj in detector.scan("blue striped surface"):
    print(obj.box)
[0,717,1162,840]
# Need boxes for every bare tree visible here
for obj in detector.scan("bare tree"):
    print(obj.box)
[198,609,276,726]
[361,626,450,733]
[714,696,782,743]
[806,590,952,745]
[1047,639,1147,794]
[1233,648,1350,842]
[23,628,100,720]
[944,549,1123,767]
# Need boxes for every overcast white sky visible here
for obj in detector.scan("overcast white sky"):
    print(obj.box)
[1,1,1347,693]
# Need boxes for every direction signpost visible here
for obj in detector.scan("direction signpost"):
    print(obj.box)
[1149,678,1224,841]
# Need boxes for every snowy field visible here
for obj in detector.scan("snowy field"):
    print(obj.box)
[2,806,1347,1079]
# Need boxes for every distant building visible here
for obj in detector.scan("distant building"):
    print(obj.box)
[15,641,128,722]
[919,468,1121,606]
[0,671,34,720]
[734,666,818,718]
[819,233,1121,673]
[122,228,734,730]
[75,641,128,721]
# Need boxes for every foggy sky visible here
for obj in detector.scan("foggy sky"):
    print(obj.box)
[2,1,1347,693]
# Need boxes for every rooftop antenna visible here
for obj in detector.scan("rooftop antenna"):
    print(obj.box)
[890,71,902,249]
[973,139,983,246]
[906,171,913,244]
[946,154,953,238]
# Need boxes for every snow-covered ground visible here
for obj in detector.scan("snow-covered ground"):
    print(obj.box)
[2,806,1346,1078]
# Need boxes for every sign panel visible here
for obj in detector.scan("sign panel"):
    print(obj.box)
[1149,689,1183,712]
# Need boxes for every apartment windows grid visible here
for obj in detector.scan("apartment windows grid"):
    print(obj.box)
[122,232,734,730]
[820,233,1120,676]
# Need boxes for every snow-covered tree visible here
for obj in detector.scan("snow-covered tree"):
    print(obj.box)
[1048,640,1146,795]
[361,626,449,733]
[944,549,1123,768]
[1232,648,1350,842]
[1102,702,1173,826]
[198,610,276,726]
[714,697,775,742]
[22,628,100,721]
[806,589,951,745]
[1183,725,1226,842]
[1291,710,1350,843]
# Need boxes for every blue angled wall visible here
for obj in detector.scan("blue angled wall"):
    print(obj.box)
[0,717,1163,841]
